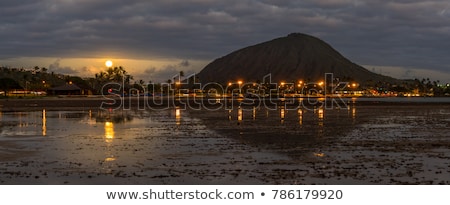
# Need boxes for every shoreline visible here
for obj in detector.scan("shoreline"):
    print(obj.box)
[1,96,450,112]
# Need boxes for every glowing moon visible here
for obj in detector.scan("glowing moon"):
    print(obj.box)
[105,60,113,67]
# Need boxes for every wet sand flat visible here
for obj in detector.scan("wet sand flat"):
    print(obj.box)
[0,98,449,184]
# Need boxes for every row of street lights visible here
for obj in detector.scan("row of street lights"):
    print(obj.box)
[229,80,359,88]
[226,79,359,96]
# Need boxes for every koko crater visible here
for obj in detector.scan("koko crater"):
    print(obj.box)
[198,33,397,85]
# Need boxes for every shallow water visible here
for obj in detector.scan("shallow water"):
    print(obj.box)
[0,102,449,184]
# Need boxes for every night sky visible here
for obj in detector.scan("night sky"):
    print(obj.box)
[1,0,450,83]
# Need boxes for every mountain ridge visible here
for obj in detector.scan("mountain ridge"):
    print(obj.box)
[198,33,397,85]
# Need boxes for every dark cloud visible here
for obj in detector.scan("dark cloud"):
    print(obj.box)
[1,0,449,77]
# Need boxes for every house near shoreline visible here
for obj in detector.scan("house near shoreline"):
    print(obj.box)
[48,83,93,96]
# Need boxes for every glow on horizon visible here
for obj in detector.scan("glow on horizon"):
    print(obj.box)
[1,57,208,83]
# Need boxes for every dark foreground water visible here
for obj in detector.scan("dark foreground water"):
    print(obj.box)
[0,99,449,184]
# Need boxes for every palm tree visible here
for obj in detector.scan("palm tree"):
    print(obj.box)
[124,75,132,85]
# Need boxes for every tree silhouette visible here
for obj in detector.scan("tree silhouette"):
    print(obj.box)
[0,78,22,97]
[93,66,133,94]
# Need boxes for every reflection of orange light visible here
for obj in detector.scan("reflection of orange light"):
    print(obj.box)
[42,109,47,136]
[298,109,303,125]
[175,108,181,125]
[175,108,181,118]
[104,122,114,142]
[238,81,243,85]
[280,108,285,119]
[238,108,243,121]
[318,108,324,119]
[87,110,96,125]
[105,157,116,162]
[314,152,325,157]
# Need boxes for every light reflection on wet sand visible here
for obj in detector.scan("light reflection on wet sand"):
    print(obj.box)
[0,103,449,185]
[42,109,47,136]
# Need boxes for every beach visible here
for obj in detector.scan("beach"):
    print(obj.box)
[0,97,449,184]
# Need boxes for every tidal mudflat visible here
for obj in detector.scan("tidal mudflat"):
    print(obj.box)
[0,98,449,184]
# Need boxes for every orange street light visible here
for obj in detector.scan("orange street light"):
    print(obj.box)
[237,81,243,94]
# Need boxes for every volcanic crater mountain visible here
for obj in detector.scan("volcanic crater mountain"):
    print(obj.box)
[198,33,396,85]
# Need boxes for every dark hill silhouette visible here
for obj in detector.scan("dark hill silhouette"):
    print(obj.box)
[198,33,397,85]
